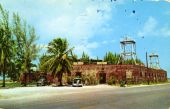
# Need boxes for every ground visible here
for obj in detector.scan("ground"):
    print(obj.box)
[0,84,170,109]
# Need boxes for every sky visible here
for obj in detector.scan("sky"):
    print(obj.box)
[0,0,170,77]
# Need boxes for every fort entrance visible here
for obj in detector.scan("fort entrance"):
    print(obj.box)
[75,72,82,78]
[99,72,106,84]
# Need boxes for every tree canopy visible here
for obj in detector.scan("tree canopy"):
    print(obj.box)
[104,52,119,64]
[0,4,39,87]
[41,38,74,86]
[0,4,14,87]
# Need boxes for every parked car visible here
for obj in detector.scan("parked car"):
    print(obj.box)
[37,76,48,86]
[72,78,83,87]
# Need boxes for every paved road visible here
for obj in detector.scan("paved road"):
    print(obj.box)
[0,84,170,109]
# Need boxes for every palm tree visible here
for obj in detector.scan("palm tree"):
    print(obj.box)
[44,38,74,86]
[39,54,50,73]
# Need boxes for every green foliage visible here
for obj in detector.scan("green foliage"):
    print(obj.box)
[104,52,144,65]
[71,53,78,62]
[43,38,74,86]
[0,81,37,89]
[123,58,144,65]
[136,58,144,65]
[0,4,14,87]
[12,13,39,86]
[104,52,119,64]
[1,82,21,88]
[123,59,135,64]
[107,76,115,85]
[120,80,126,87]
[67,76,74,85]
[82,71,98,85]
[39,54,50,73]
[0,5,39,87]
[80,52,90,64]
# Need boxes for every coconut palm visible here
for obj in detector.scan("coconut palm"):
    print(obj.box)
[39,54,50,73]
[44,38,74,86]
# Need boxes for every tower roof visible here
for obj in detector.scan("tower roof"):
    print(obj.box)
[149,53,159,57]
[120,37,136,44]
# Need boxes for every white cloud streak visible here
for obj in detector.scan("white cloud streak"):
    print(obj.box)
[0,0,119,57]
[37,0,114,57]
[138,16,170,37]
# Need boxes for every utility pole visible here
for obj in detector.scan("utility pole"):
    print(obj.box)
[146,52,149,85]
[146,52,148,68]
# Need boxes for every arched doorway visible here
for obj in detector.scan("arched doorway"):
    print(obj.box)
[99,72,106,84]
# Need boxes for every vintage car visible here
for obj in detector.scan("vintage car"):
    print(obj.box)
[37,76,48,86]
[72,78,83,87]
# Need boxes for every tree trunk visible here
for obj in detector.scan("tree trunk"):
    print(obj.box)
[2,61,6,87]
[58,73,63,86]
[24,73,27,86]
[2,71,5,87]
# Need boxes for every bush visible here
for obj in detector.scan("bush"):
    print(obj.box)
[107,76,115,85]
[120,80,126,87]
[67,76,74,85]
[82,70,98,85]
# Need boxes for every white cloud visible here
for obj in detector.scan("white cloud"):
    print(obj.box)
[39,0,113,57]
[148,0,170,2]
[138,16,158,36]
[74,41,99,57]
[102,41,108,44]
[150,0,161,1]
[86,42,99,49]
[160,27,170,36]
[164,0,170,2]
[138,16,170,37]
[102,40,116,44]
[1,0,116,57]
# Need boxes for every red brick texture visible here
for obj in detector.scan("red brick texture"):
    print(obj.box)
[72,64,167,84]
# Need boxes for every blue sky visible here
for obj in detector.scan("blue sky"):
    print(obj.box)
[0,0,170,77]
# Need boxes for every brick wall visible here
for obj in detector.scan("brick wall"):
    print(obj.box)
[72,64,167,84]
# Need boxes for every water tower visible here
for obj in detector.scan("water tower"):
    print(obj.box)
[149,53,160,69]
[118,37,137,64]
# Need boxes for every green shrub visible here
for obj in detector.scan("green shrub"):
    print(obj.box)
[67,76,74,85]
[120,80,126,87]
[107,76,115,85]
[82,70,98,85]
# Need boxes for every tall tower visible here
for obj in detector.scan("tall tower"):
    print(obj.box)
[118,37,137,64]
[149,53,160,69]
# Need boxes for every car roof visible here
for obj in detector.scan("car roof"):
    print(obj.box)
[73,78,82,80]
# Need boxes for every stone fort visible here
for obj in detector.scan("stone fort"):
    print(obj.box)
[71,37,167,84]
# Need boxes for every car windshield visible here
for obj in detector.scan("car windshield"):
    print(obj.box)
[39,78,45,81]
[73,79,81,84]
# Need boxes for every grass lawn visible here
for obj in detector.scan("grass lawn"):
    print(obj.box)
[168,78,170,83]
[0,81,37,89]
